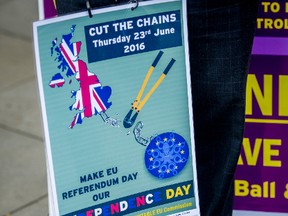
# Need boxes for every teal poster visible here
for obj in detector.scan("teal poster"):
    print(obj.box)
[33,0,200,215]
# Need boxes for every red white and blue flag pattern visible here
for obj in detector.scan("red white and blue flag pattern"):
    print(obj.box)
[49,25,112,128]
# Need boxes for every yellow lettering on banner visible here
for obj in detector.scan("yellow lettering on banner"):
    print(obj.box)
[257,18,288,30]
[279,75,288,116]
[238,138,282,167]
[284,19,288,29]
[246,74,288,119]
[263,139,282,167]
[246,74,272,116]
[235,180,276,198]
[264,18,274,29]
[239,138,262,166]
[261,2,280,13]
[235,180,249,196]
[237,155,243,165]
[257,18,264,29]
[274,19,284,29]
[270,2,280,13]
[266,182,276,198]
[262,2,270,12]
[251,184,262,198]
[284,184,288,199]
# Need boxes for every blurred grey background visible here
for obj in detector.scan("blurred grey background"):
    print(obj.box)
[0,0,48,215]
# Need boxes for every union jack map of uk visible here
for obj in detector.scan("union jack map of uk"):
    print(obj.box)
[49,25,112,128]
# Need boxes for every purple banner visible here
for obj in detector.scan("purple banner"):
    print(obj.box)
[234,55,288,212]
[234,0,288,213]
[44,0,57,19]
[256,1,288,37]
[252,37,288,56]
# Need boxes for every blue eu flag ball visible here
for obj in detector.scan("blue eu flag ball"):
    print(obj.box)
[145,132,189,179]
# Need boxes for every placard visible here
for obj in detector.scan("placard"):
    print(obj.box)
[234,0,288,215]
[33,1,199,215]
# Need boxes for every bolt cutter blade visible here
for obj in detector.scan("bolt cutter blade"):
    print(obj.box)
[123,109,139,128]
